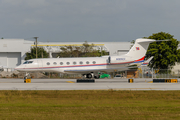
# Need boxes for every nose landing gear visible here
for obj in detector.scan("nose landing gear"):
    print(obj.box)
[24,72,31,83]
[24,72,30,80]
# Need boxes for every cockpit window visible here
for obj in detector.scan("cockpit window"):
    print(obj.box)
[23,61,28,64]
[28,61,33,64]
[23,61,33,64]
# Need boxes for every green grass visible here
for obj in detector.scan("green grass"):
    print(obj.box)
[0,90,180,120]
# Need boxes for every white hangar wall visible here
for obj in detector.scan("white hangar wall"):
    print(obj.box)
[0,39,23,68]
[0,39,131,69]
[103,42,131,55]
[0,39,34,69]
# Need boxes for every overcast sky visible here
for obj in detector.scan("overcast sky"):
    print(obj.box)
[0,0,180,42]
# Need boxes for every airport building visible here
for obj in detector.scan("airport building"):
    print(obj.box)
[0,39,132,70]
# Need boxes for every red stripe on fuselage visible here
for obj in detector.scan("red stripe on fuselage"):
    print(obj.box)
[135,56,145,62]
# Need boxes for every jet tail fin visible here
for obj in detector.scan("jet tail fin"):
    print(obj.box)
[126,39,170,62]
[125,38,156,61]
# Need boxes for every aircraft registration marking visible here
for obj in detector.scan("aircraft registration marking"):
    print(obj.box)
[116,58,125,60]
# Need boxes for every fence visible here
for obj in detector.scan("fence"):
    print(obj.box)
[137,68,180,78]
[1,67,180,79]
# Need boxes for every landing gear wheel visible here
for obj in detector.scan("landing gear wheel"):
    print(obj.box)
[87,74,92,78]
[77,73,95,82]
[94,75,100,79]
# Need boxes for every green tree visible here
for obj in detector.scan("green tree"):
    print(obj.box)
[58,41,109,57]
[25,47,49,60]
[146,32,180,70]
[59,46,82,57]
[130,40,135,49]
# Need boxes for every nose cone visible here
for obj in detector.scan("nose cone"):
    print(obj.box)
[15,65,24,71]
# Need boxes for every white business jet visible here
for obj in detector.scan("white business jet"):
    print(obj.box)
[15,38,156,79]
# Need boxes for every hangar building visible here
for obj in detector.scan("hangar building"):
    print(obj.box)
[0,39,131,70]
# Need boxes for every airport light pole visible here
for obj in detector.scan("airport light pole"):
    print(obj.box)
[34,37,38,59]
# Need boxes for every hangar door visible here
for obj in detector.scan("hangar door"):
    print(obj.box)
[0,52,21,68]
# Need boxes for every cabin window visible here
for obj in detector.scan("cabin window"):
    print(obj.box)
[79,61,83,64]
[53,62,57,65]
[86,61,89,64]
[92,61,96,64]
[73,62,76,65]
[47,62,50,65]
[67,62,70,65]
[60,62,63,65]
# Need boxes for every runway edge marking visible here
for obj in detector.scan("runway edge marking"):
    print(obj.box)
[66,81,75,83]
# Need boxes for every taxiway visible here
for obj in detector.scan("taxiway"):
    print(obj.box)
[0,78,179,90]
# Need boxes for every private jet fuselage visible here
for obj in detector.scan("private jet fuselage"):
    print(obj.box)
[15,56,140,73]
[15,38,156,78]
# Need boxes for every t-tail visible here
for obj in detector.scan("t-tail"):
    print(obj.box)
[125,38,156,62]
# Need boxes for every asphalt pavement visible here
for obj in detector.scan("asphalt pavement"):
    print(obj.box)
[0,78,179,90]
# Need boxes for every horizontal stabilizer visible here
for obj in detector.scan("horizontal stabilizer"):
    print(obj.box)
[141,56,154,66]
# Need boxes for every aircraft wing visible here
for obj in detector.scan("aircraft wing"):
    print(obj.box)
[64,66,138,74]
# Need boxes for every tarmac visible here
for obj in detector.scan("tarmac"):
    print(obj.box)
[0,78,179,90]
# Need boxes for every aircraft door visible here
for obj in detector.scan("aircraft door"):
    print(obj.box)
[108,56,111,64]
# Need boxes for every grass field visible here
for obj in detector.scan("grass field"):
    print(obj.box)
[0,90,180,120]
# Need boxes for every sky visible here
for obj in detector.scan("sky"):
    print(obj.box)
[0,0,180,42]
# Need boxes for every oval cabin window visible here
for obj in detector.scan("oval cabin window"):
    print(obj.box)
[67,62,70,65]
[53,62,57,65]
[92,61,96,64]
[60,62,63,65]
[47,62,50,65]
[86,61,89,64]
[79,61,83,64]
[73,62,76,65]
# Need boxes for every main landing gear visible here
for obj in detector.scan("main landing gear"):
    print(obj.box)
[76,73,99,83]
